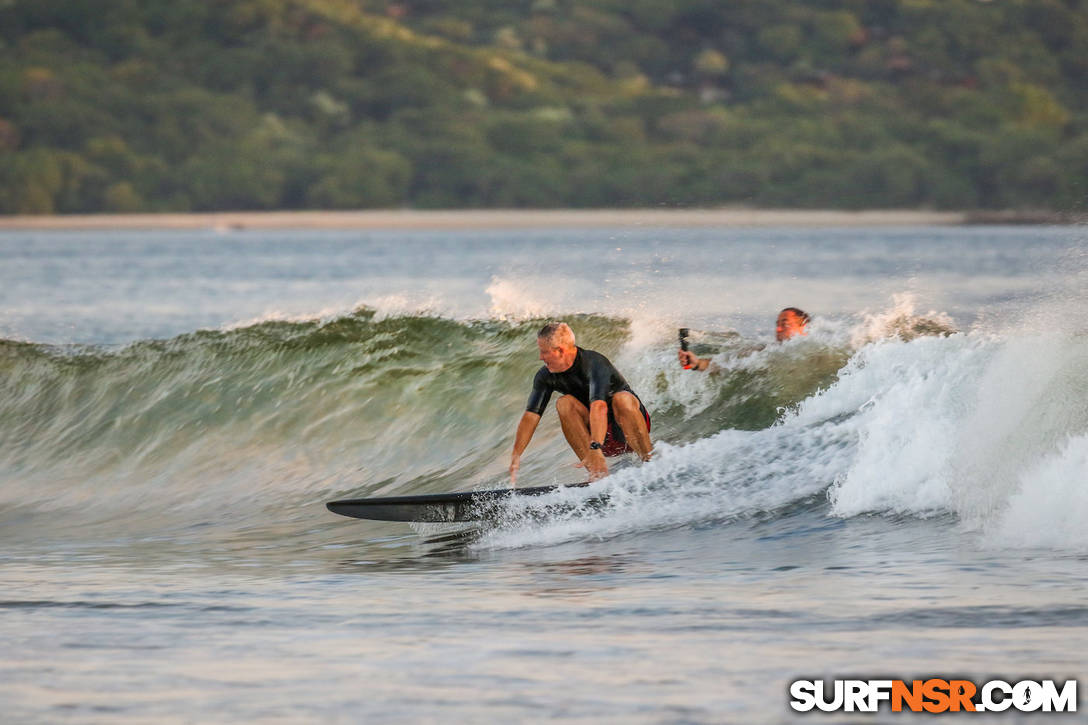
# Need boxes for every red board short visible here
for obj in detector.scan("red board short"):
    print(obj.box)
[601,402,651,457]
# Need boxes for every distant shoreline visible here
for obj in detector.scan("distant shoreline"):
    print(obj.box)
[0,208,1081,231]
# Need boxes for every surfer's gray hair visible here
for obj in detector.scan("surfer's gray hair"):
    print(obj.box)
[537,321,575,348]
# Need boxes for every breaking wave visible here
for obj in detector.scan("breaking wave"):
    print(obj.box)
[1,300,1084,553]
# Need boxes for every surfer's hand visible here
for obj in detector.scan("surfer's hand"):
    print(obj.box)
[678,350,703,370]
[580,450,608,481]
[509,454,520,486]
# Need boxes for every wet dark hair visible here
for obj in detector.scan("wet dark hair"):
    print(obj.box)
[780,307,810,324]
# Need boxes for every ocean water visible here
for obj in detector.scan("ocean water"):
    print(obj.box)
[1,224,1086,723]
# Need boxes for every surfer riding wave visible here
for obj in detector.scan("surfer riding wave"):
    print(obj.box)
[509,322,653,485]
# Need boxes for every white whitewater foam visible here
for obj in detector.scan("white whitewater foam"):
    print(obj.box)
[821,334,989,517]
[819,329,1088,546]
[476,384,860,550]
[987,433,1088,549]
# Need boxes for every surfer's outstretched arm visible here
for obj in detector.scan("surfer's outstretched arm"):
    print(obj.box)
[509,411,541,486]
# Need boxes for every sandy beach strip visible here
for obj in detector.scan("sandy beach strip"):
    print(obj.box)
[0,208,971,231]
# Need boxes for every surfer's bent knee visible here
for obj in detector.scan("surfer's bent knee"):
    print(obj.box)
[610,391,639,413]
[555,394,585,415]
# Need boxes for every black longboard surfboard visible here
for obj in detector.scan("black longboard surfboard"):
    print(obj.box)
[326,482,592,523]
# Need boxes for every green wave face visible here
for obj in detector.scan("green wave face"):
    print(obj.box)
[0,313,620,507]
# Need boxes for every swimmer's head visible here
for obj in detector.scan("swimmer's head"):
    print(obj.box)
[776,307,809,341]
[537,322,577,372]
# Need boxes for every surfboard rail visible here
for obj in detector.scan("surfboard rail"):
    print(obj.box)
[326,482,592,523]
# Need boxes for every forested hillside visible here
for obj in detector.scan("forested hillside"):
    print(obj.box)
[1,0,1086,213]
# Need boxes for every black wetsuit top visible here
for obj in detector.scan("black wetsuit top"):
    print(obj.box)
[525,347,637,416]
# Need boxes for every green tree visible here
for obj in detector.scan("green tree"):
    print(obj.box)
[306,147,412,208]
